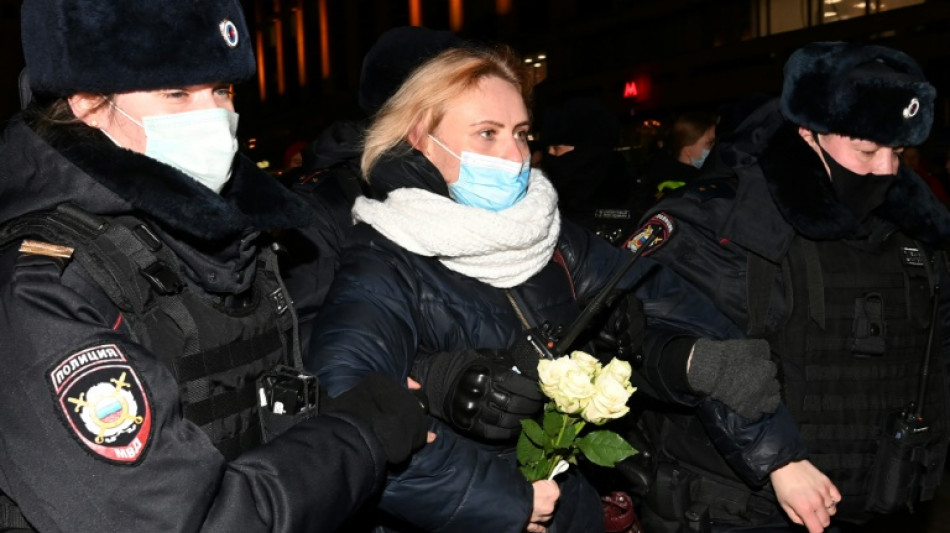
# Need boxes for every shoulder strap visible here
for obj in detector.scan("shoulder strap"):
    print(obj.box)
[552,248,576,300]
[745,252,778,337]
[0,204,200,355]
[0,492,31,530]
[745,235,824,335]
[797,238,826,329]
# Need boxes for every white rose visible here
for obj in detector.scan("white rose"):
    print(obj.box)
[553,366,596,414]
[583,372,634,424]
[598,358,635,393]
[569,351,601,377]
[538,357,569,398]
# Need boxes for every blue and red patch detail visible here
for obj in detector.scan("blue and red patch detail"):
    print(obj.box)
[219,19,239,48]
[48,345,152,464]
[622,212,674,255]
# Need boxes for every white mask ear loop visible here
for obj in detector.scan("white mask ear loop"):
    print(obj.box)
[95,99,143,149]
[108,99,145,129]
[427,134,461,160]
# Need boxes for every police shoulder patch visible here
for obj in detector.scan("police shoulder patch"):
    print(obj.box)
[48,345,152,464]
[623,212,674,254]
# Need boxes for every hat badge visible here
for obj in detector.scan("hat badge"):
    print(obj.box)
[903,97,920,119]
[219,19,239,48]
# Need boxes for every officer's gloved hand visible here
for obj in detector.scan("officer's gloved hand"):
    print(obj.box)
[597,292,647,361]
[322,372,428,465]
[412,349,545,441]
[686,338,780,419]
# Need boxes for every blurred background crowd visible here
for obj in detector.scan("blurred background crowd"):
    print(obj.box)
[1,1,948,211]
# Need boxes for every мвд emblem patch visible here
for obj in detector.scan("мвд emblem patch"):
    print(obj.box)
[49,345,152,464]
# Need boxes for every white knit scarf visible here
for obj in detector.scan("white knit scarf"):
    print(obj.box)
[352,169,561,288]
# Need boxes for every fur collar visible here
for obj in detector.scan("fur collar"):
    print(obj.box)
[728,101,950,248]
[40,119,314,242]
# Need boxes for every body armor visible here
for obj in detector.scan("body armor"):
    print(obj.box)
[767,224,949,521]
[0,204,299,530]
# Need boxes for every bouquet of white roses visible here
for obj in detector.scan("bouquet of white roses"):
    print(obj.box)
[517,351,638,482]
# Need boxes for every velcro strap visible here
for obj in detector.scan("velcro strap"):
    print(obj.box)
[182,381,260,427]
[174,328,282,382]
[0,494,31,530]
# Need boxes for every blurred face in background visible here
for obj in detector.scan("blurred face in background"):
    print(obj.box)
[678,126,715,168]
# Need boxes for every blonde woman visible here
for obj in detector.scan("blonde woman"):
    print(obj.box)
[305,45,747,533]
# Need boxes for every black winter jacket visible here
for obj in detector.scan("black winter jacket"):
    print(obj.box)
[0,113,389,532]
[643,99,950,510]
[304,148,741,532]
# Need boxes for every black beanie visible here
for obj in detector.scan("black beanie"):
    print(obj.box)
[780,41,934,147]
[358,26,465,114]
[21,0,257,97]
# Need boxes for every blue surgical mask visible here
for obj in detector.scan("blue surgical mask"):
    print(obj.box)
[428,135,530,211]
[111,103,239,193]
[689,147,710,169]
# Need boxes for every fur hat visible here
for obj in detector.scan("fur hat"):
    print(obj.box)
[358,26,465,114]
[21,0,256,97]
[780,41,934,147]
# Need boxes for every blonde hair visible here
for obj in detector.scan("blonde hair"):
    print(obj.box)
[361,45,529,178]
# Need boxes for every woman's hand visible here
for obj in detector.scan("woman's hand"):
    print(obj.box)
[526,479,560,533]
[770,460,841,533]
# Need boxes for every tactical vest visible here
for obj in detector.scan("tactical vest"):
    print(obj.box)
[638,215,950,531]
[756,225,950,522]
[0,203,300,530]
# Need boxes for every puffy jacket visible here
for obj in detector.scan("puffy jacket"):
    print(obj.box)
[0,112,389,532]
[304,147,743,532]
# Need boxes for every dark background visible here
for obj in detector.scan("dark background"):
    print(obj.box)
[2,0,949,172]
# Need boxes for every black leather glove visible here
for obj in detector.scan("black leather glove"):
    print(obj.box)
[412,349,545,442]
[598,292,647,362]
[322,372,428,465]
[687,338,780,419]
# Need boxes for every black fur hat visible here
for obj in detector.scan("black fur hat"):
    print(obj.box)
[358,26,465,114]
[21,0,256,97]
[780,41,934,147]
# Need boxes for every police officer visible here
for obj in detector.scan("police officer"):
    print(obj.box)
[536,96,639,244]
[0,1,429,531]
[634,41,950,532]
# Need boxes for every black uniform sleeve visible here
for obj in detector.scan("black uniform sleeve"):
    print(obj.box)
[0,251,386,533]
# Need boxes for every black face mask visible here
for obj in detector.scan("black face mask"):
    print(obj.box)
[540,147,623,210]
[541,148,605,184]
[817,141,896,222]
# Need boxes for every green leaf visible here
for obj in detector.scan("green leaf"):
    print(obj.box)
[543,410,567,438]
[521,419,545,446]
[517,431,544,466]
[554,419,577,449]
[521,455,554,483]
[575,430,638,467]
[520,463,542,482]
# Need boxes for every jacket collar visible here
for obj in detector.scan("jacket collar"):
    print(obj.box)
[719,99,950,259]
[36,117,314,242]
[366,143,451,200]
